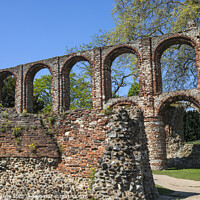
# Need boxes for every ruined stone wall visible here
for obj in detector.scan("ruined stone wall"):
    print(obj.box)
[161,105,200,168]
[0,26,200,170]
[167,144,200,168]
[163,106,185,159]
[0,106,158,199]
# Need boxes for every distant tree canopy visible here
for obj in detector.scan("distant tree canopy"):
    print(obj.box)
[33,75,52,113]
[1,76,15,107]
[69,65,92,110]
[32,68,93,113]
[184,110,200,142]
[127,81,139,97]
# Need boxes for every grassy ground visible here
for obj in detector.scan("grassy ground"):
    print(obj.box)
[155,184,174,196]
[153,168,200,181]
[155,185,181,199]
[185,140,200,145]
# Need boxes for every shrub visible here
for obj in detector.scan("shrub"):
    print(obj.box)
[11,126,22,138]
[29,142,36,152]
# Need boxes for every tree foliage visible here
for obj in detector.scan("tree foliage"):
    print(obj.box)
[111,53,138,97]
[1,76,16,107]
[33,75,52,113]
[108,0,199,92]
[109,0,200,43]
[69,71,92,110]
[32,65,93,113]
[67,0,199,96]
[161,44,197,92]
[69,61,92,109]
[127,81,140,96]
[183,110,200,142]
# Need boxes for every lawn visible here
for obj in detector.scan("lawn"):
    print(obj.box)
[155,184,175,196]
[185,140,200,145]
[153,168,200,181]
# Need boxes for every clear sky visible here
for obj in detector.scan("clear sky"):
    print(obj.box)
[0,0,115,69]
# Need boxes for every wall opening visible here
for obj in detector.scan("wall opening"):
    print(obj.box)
[159,96,200,168]
[103,46,139,101]
[24,64,53,113]
[161,44,197,92]
[69,61,92,110]
[62,57,92,110]
[0,72,16,108]
[33,68,52,113]
[111,53,139,97]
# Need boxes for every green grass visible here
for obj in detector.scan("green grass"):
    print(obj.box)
[155,184,175,196]
[153,168,200,181]
[156,185,181,199]
[185,140,200,145]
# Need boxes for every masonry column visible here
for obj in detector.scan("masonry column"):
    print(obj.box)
[144,116,167,170]
[91,47,103,109]
[51,57,60,113]
[15,65,23,113]
[196,44,200,89]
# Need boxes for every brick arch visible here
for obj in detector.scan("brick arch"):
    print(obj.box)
[153,35,198,94]
[24,63,53,113]
[102,45,141,102]
[61,55,92,110]
[0,70,17,80]
[0,70,17,108]
[106,99,143,113]
[156,94,200,116]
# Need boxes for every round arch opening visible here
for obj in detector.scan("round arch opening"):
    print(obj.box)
[61,56,92,110]
[24,64,53,113]
[103,46,140,101]
[158,95,200,168]
[154,36,198,94]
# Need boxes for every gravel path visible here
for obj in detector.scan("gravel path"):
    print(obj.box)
[153,174,200,200]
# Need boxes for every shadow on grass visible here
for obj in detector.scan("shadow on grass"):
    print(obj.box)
[156,184,200,199]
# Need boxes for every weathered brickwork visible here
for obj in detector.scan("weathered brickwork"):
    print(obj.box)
[0,106,158,199]
[0,27,200,172]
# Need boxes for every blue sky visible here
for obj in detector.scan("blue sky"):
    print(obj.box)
[0,0,115,69]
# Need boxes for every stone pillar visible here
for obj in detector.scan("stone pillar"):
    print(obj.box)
[92,107,158,199]
[15,65,23,113]
[196,45,200,89]
[139,37,154,96]
[144,116,167,170]
[50,57,60,114]
[91,48,103,109]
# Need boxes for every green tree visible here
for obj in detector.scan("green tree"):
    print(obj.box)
[128,81,140,96]
[67,0,200,96]
[107,0,200,92]
[69,71,92,110]
[1,76,16,107]
[184,110,200,142]
[161,44,197,92]
[32,69,93,112]
[109,0,199,42]
[33,75,52,113]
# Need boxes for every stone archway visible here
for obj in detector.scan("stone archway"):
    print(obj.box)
[61,55,92,110]
[102,45,141,102]
[23,63,53,113]
[155,93,200,168]
[153,35,198,94]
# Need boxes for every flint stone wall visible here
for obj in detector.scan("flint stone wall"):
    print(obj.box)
[0,107,158,200]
